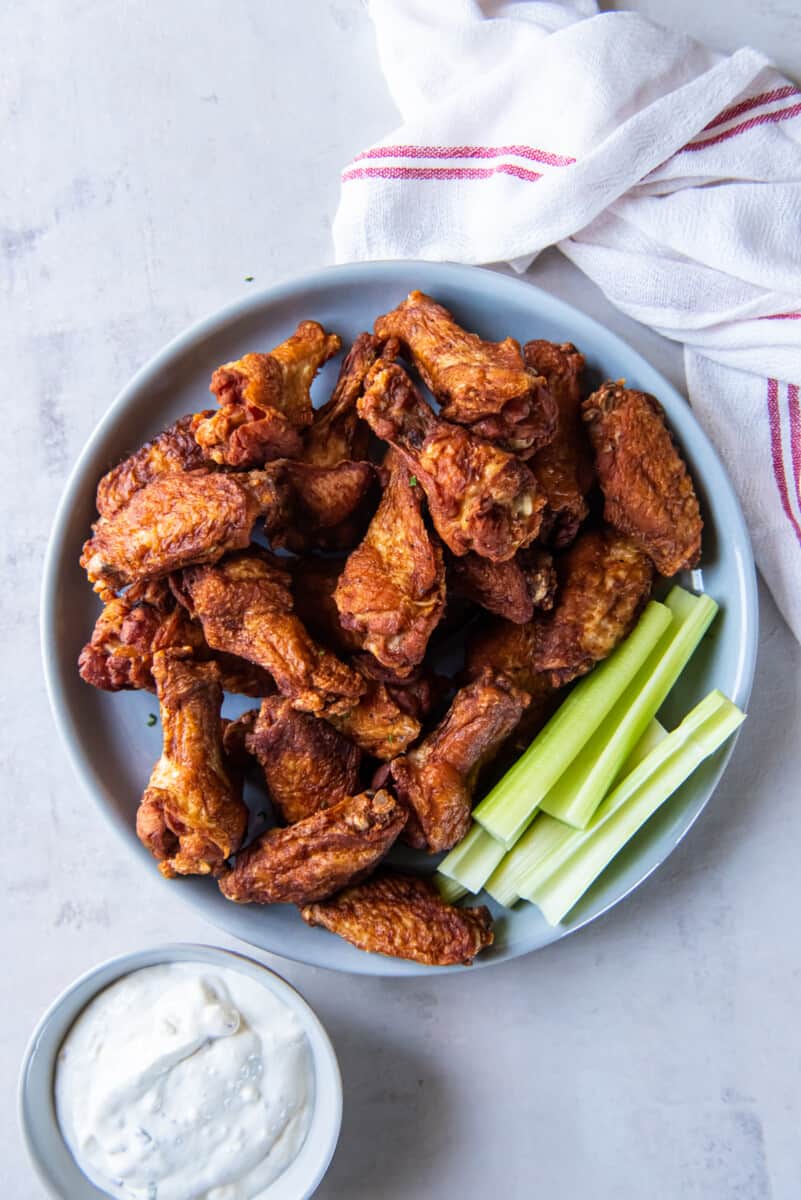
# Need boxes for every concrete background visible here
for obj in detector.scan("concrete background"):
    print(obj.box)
[3,2,800,1197]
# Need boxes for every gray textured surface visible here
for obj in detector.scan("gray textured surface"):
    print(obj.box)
[3,2,801,1197]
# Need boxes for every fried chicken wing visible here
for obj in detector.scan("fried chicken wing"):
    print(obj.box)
[234,695,362,824]
[179,550,365,716]
[219,789,405,905]
[328,679,423,760]
[302,332,382,467]
[582,382,702,576]
[335,452,446,676]
[194,321,341,467]
[534,527,654,686]
[390,669,529,852]
[300,871,494,966]
[81,469,282,598]
[78,578,272,695]
[524,340,594,547]
[263,459,376,554]
[448,546,556,624]
[358,362,546,561]
[374,291,557,455]
[136,650,248,878]
[96,413,216,519]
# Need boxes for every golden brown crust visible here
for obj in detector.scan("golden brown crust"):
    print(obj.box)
[289,557,365,656]
[80,469,281,597]
[136,650,248,878]
[300,871,494,966]
[534,527,654,686]
[95,413,216,518]
[375,291,557,455]
[241,695,362,824]
[391,669,529,852]
[180,550,365,716]
[358,362,546,562]
[582,381,702,575]
[263,459,375,554]
[524,340,594,547]
[448,546,556,624]
[195,322,341,467]
[335,452,446,676]
[219,789,405,905]
[328,678,422,760]
[303,332,382,466]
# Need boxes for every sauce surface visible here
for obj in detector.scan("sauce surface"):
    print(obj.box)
[55,962,314,1200]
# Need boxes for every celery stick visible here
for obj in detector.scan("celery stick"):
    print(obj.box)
[616,718,667,779]
[437,823,506,893]
[436,874,469,904]
[519,690,732,902]
[528,691,745,925]
[540,588,718,829]
[484,814,569,907]
[473,600,673,848]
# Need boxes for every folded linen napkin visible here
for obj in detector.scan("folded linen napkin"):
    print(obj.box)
[334,0,801,640]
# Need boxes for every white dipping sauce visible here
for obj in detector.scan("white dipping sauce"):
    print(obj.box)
[55,963,314,1200]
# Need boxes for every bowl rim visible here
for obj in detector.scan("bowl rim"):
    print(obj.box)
[18,942,343,1200]
[40,259,759,975]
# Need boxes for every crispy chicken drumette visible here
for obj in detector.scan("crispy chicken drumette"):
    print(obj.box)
[374,291,557,455]
[219,790,405,905]
[136,650,248,878]
[300,871,494,966]
[335,451,446,677]
[447,546,556,624]
[390,668,530,853]
[358,362,546,561]
[178,550,365,716]
[194,321,341,467]
[524,340,594,548]
[302,332,385,467]
[533,527,654,686]
[582,381,702,576]
[95,412,216,518]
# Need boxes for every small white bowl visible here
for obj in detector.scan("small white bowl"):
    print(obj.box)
[19,943,343,1199]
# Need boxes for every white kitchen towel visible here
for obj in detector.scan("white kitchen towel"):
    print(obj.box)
[334,0,801,641]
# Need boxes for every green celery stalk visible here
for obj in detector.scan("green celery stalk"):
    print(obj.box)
[527,690,745,925]
[616,717,667,779]
[437,823,506,893]
[473,600,673,848]
[484,813,570,907]
[435,874,469,904]
[485,717,672,908]
[540,588,718,829]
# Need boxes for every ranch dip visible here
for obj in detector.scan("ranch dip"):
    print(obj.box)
[54,962,314,1200]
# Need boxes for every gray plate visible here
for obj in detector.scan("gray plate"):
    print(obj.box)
[40,261,758,976]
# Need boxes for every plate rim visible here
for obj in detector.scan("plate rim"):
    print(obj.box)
[40,259,759,976]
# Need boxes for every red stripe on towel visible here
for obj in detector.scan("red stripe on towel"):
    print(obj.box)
[684,102,801,152]
[767,378,801,546]
[342,163,543,183]
[351,143,575,167]
[703,85,801,131]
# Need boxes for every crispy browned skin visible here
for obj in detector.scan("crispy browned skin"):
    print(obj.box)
[78,578,272,695]
[263,459,375,554]
[194,322,341,467]
[81,469,281,598]
[358,362,545,561]
[582,382,702,575]
[180,550,365,716]
[328,679,422,760]
[136,651,248,878]
[448,545,556,624]
[219,789,405,905]
[303,333,381,466]
[96,413,216,518]
[237,695,362,824]
[300,872,494,966]
[534,527,654,686]
[290,557,364,656]
[524,340,594,547]
[335,453,446,676]
[391,669,529,852]
[374,291,557,455]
